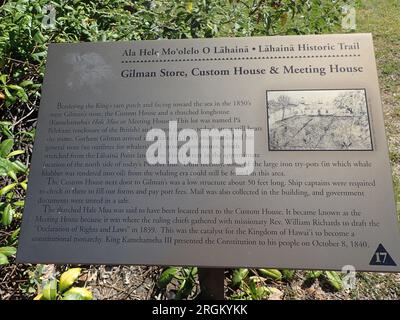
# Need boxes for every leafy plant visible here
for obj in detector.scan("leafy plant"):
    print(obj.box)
[0,137,27,231]
[231,268,249,288]
[257,268,282,281]
[246,276,271,300]
[34,268,93,300]
[281,269,296,281]
[0,74,32,107]
[322,271,343,291]
[0,246,17,265]
[305,270,323,281]
[20,264,47,295]
[304,270,343,291]
[0,121,13,138]
[158,266,180,289]
[157,266,198,299]
[230,270,273,300]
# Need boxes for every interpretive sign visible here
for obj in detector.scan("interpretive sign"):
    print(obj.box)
[18,34,400,271]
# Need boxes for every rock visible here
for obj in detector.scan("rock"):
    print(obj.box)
[268,287,283,300]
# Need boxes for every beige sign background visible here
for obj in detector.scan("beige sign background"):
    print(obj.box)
[17,34,400,271]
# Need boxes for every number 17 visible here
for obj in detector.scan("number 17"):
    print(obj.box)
[375,252,387,263]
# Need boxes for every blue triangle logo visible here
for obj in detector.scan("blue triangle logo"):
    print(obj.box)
[369,244,397,266]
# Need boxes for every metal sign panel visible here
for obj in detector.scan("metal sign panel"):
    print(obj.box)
[18,34,400,271]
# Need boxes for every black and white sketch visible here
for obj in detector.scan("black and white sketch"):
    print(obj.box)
[64,52,113,92]
[267,89,373,151]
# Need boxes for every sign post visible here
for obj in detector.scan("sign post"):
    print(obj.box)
[198,268,225,300]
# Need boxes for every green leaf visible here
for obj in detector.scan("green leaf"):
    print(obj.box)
[7,84,24,91]
[281,269,295,281]
[182,267,197,278]
[0,183,17,196]
[16,89,28,102]
[6,150,24,158]
[253,285,269,300]
[0,139,14,157]
[175,278,194,300]
[20,181,27,190]
[31,51,47,62]
[14,200,24,207]
[305,270,323,280]
[19,80,34,87]
[0,253,9,265]
[33,30,46,44]
[33,293,44,300]
[186,1,193,13]
[0,122,13,138]
[9,228,20,244]
[258,269,282,281]
[42,279,58,300]
[62,287,93,300]
[231,268,248,287]
[0,158,14,174]
[11,160,27,173]
[0,75,6,85]
[2,204,14,226]
[248,277,258,297]
[158,267,179,289]
[7,170,18,182]
[59,268,81,293]
[17,129,35,140]
[0,167,6,176]
[4,87,14,99]
[324,271,343,291]
[0,246,17,257]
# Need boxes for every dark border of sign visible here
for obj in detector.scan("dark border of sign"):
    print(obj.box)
[265,88,374,152]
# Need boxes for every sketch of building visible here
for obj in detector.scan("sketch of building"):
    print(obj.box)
[267,89,373,151]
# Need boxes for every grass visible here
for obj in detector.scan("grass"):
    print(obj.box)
[340,0,400,300]
[356,0,400,217]
[357,0,400,92]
